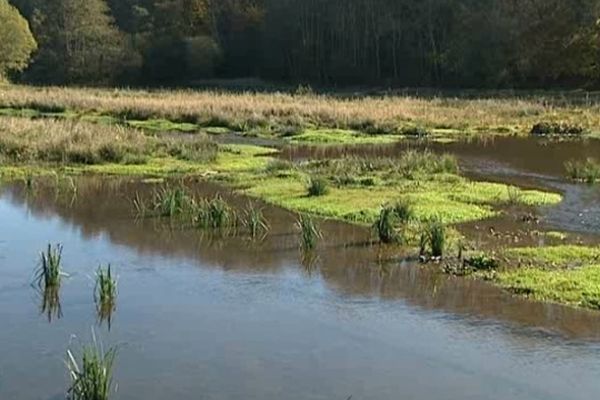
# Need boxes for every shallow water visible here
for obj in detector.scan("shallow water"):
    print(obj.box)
[1,178,600,400]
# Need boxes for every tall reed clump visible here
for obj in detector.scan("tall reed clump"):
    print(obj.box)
[153,186,193,217]
[374,200,414,244]
[242,203,269,239]
[194,195,238,230]
[66,333,117,400]
[95,265,117,316]
[306,176,329,197]
[296,214,322,251]
[420,218,446,259]
[565,158,600,184]
[35,243,64,290]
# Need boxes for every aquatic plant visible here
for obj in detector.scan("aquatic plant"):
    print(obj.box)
[296,214,322,251]
[307,176,329,197]
[427,219,446,258]
[66,333,117,400]
[152,186,193,217]
[374,207,400,244]
[95,265,117,310]
[373,200,413,244]
[131,191,148,218]
[242,203,269,239]
[194,195,238,230]
[419,218,446,259]
[34,243,63,289]
[565,158,600,184]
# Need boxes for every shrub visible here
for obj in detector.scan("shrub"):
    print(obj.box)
[307,176,329,197]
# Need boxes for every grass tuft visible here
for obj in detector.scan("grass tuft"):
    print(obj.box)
[296,214,322,251]
[66,333,117,400]
[565,158,600,183]
[307,176,329,197]
[242,203,269,239]
[35,243,63,289]
[95,264,117,322]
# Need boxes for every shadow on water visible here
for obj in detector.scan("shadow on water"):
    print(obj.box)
[3,176,600,340]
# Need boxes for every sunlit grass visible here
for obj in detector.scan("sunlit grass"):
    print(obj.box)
[34,243,63,289]
[66,332,117,400]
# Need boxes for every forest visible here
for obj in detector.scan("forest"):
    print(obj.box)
[2,0,600,88]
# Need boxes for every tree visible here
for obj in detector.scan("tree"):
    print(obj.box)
[0,0,37,80]
[29,0,135,84]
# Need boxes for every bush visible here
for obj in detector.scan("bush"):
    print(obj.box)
[307,176,329,197]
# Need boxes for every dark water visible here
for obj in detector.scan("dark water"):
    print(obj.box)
[1,178,600,400]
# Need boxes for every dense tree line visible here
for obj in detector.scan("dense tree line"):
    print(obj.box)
[4,0,600,87]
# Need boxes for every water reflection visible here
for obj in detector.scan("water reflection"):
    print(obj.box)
[3,177,600,340]
[37,284,62,322]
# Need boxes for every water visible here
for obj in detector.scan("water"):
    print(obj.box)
[1,177,600,400]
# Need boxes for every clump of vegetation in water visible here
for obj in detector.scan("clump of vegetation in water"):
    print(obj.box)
[296,214,322,251]
[66,333,117,400]
[194,195,238,230]
[373,200,414,244]
[95,264,117,325]
[152,186,193,217]
[530,122,585,136]
[306,176,329,197]
[242,203,269,239]
[419,218,446,259]
[34,243,64,289]
[565,158,600,184]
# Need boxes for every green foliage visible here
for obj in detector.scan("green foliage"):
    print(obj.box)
[307,176,329,197]
[34,243,63,289]
[422,219,446,258]
[374,200,414,244]
[194,195,238,230]
[152,186,192,217]
[465,254,499,271]
[29,0,136,84]
[0,0,36,79]
[242,203,269,239]
[95,264,117,310]
[66,334,116,400]
[565,158,600,184]
[296,214,322,251]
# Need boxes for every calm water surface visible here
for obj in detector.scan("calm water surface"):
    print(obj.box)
[1,178,600,400]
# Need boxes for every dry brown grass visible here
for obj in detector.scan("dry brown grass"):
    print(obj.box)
[0,117,217,165]
[2,85,599,134]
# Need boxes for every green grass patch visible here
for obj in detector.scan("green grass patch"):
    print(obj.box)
[242,173,560,225]
[288,128,403,145]
[505,245,600,266]
[496,265,600,309]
